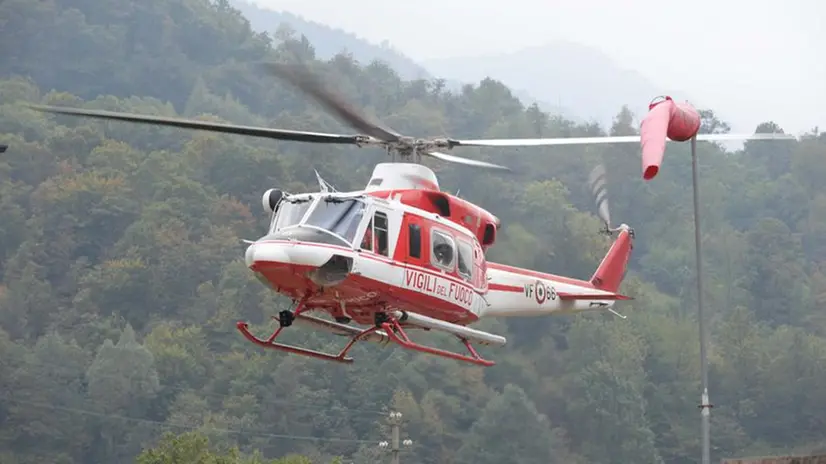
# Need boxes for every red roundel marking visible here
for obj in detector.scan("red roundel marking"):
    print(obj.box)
[534,280,546,304]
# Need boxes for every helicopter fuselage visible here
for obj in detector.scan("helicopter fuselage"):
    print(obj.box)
[247,189,488,326]
[245,186,628,328]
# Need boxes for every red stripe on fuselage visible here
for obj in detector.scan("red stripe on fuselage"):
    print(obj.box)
[487,262,593,288]
[488,283,523,292]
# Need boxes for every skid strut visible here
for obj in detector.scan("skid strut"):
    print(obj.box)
[236,300,385,364]
[378,315,496,367]
[238,302,496,367]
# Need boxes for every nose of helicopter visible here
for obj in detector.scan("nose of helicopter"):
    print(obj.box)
[245,240,330,268]
[245,241,286,268]
[245,236,355,287]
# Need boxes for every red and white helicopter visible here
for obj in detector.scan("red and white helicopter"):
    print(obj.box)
[29,63,796,367]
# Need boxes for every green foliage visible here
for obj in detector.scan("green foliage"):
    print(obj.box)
[136,431,314,463]
[454,384,567,464]
[1,0,825,463]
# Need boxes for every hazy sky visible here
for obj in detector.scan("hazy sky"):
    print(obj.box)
[254,0,825,135]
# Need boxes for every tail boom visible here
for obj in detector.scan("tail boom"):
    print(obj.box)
[482,227,634,318]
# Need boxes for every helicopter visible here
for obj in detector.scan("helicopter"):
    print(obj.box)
[27,63,797,367]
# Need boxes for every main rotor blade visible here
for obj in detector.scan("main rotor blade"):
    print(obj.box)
[261,62,402,142]
[27,105,363,145]
[450,132,798,147]
[425,151,511,171]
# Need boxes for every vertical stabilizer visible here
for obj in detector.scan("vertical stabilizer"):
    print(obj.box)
[589,226,634,293]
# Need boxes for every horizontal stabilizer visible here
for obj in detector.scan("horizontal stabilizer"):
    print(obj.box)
[557,292,632,301]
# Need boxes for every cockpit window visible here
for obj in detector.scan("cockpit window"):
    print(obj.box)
[273,198,312,231]
[431,229,455,270]
[361,218,373,251]
[304,198,366,244]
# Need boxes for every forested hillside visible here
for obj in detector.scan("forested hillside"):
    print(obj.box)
[2,0,826,463]
[422,40,669,127]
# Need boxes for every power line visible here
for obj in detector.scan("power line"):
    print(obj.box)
[0,394,375,445]
[2,358,449,460]
[11,356,387,417]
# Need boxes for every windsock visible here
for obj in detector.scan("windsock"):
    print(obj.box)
[639,96,701,180]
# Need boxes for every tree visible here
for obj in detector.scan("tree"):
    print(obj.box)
[136,431,315,464]
[454,384,565,464]
[562,318,663,464]
[741,217,808,326]
[698,109,731,134]
[85,324,161,462]
[137,432,243,464]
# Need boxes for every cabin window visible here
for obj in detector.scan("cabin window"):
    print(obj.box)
[273,198,312,232]
[431,229,455,270]
[374,212,389,256]
[482,223,496,246]
[408,224,422,259]
[457,239,473,280]
[360,211,389,256]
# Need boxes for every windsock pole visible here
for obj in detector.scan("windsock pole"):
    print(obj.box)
[690,136,713,464]
[641,96,711,464]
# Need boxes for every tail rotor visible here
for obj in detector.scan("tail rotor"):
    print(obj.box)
[588,163,634,238]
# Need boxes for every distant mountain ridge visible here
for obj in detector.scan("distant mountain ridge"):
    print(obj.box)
[230,0,431,81]
[230,0,575,119]
[231,0,685,127]
[422,42,685,128]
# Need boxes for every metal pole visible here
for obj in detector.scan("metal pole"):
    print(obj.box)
[691,136,712,464]
[379,412,411,464]
[391,412,400,464]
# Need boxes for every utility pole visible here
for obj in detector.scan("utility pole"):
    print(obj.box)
[690,136,713,464]
[378,411,413,464]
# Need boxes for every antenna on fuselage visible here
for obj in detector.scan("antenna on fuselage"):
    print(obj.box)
[314,169,338,193]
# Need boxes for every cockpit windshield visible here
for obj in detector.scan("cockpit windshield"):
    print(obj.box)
[304,198,366,244]
[272,197,312,231]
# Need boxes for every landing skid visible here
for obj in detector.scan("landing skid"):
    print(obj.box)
[236,303,385,364]
[236,300,497,367]
[374,313,495,367]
